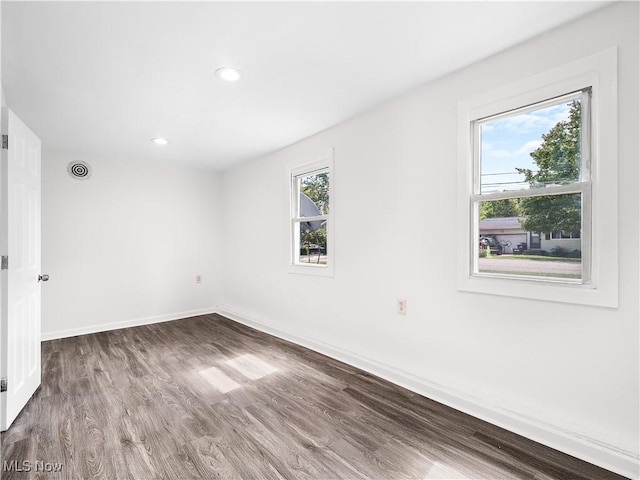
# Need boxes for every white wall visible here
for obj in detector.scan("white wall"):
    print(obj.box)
[219,3,639,478]
[41,151,221,339]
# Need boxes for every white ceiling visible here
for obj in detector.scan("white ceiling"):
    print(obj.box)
[2,1,607,171]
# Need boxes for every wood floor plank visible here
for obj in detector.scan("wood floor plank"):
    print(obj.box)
[1,314,627,479]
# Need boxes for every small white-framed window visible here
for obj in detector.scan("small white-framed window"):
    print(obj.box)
[289,150,334,276]
[457,48,618,307]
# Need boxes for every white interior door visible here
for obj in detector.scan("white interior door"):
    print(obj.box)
[1,108,42,431]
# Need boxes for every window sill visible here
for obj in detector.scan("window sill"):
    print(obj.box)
[288,263,334,277]
[458,272,616,308]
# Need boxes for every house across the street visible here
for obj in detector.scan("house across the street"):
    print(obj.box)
[479,217,581,254]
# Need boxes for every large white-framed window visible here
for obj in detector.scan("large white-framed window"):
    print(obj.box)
[457,48,618,307]
[474,89,592,283]
[289,150,334,276]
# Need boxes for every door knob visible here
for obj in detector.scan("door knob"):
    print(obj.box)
[38,274,49,282]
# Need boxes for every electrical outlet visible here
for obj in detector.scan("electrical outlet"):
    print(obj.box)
[397,298,407,315]
[195,275,202,284]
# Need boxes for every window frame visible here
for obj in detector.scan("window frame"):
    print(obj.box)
[457,48,618,307]
[288,149,334,277]
[471,88,591,285]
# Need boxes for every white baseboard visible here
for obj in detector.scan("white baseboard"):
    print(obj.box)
[217,305,638,480]
[41,307,218,341]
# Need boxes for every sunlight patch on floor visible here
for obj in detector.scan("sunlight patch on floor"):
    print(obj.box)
[225,354,279,380]
[199,366,241,393]
[423,462,471,479]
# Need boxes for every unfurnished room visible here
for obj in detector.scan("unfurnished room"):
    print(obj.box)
[0,1,638,479]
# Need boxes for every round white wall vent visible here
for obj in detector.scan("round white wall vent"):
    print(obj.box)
[67,161,92,180]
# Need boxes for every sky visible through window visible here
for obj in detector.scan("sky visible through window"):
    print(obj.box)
[480,99,576,194]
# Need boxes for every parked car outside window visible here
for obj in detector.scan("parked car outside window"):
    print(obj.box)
[479,235,503,255]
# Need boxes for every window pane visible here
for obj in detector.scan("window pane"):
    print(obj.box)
[296,222,327,265]
[297,170,329,215]
[479,94,582,194]
[478,193,582,280]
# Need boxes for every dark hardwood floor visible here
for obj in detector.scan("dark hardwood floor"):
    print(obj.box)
[1,314,625,479]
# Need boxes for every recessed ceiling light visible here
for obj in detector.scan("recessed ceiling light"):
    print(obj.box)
[215,67,242,82]
[151,137,169,145]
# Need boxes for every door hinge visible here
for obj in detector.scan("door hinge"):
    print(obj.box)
[2,135,7,150]
[0,378,6,393]
[1,256,7,270]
